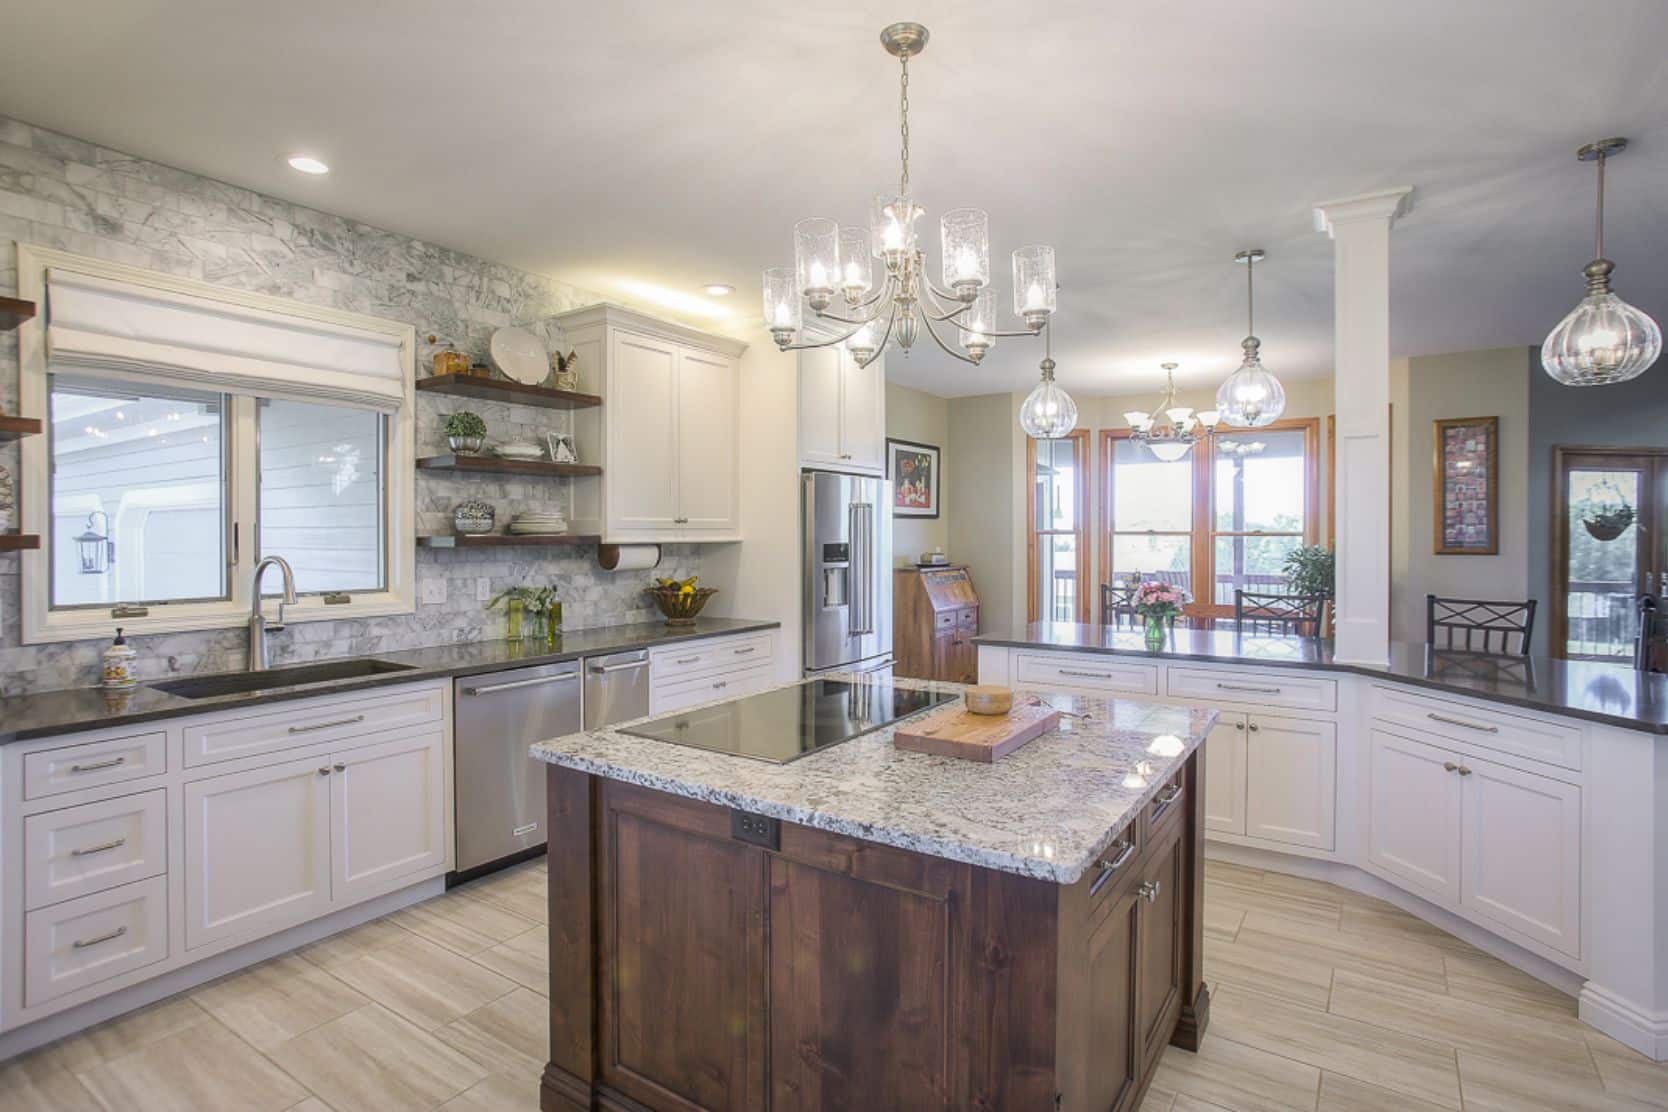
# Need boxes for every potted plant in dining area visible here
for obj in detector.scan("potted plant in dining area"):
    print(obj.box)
[1132,580,1191,649]
[1282,545,1336,636]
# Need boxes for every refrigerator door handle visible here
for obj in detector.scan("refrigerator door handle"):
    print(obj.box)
[849,501,875,635]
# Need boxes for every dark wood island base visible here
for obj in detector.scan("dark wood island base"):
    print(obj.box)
[541,752,1208,1111]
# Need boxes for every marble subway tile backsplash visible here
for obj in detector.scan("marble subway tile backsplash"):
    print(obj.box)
[0,115,703,696]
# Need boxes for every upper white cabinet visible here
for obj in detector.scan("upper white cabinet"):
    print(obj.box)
[560,304,747,542]
[799,345,885,475]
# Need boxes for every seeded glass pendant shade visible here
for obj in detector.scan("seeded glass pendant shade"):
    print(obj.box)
[1541,138,1661,387]
[1216,249,1286,428]
[1019,322,1078,440]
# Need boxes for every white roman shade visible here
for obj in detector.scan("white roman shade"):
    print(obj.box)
[45,266,408,411]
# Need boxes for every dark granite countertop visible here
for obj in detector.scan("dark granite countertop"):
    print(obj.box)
[0,618,780,744]
[975,622,1668,735]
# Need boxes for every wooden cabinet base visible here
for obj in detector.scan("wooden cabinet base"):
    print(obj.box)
[542,753,1208,1111]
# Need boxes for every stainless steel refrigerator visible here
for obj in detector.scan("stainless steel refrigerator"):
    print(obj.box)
[803,470,893,675]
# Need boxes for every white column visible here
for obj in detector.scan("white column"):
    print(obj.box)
[1313,187,1413,666]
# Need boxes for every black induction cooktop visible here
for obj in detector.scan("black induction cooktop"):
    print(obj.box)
[618,678,955,764]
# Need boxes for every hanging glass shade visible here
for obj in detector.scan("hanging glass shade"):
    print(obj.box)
[1216,249,1287,428]
[1019,322,1077,440]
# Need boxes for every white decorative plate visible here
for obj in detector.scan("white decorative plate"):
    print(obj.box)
[495,442,545,459]
[489,326,549,386]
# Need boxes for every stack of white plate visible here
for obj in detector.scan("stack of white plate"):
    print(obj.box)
[507,512,567,536]
[495,442,545,461]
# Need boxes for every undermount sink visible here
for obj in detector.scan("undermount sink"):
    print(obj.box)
[149,659,417,699]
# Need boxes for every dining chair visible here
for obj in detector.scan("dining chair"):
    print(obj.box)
[1234,590,1328,638]
[1101,582,1136,627]
[1426,595,1537,656]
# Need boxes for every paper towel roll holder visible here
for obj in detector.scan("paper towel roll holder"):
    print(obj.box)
[597,543,662,572]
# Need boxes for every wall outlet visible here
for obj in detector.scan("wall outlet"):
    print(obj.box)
[420,578,447,606]
[476,577,493,602]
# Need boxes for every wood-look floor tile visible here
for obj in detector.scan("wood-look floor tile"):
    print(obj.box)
[76,1017,307,1112]
[1138,1081,1178,1111]
[1151,1033,1320,1112]
[268,1004,489,1112]
[328,933,517,1031]
[1203,900,1245,943]
[1585,1029,1668,1109]
[471,923,549,993]
[1456,1049,1649,1111]
[389,890,535,957]
[0,1059,102,1111]
[1328,968,1597,1079]
[17,995,214,1077]
[437,1072,543,1112]
[1238,908,1449,993]
[192,953,369,1051]
[435,987,549,1078]
[1337,902,1482,956]
[464,870,548,924]
[1211,983,1462,1109]
[1442,949,1576,1021]
[1256,869,1394,909]
[283,1100,334,1112]
[1171,1095,1236,1111]
[1203,931,1336,1009]
[295,917,412,972]
[1318,1070,1452,1111]
[1204,860,1266,887]
[1205,879,1342,928]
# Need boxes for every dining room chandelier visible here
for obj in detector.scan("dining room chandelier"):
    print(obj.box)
[1125,363,1218,461]
[761,22,1058,373]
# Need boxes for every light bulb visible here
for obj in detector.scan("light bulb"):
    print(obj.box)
[1024,282,1046,312]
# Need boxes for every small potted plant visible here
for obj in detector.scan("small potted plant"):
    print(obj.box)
[526,585,563,647]
[1131,580,1191,649]
[445,410,487,455]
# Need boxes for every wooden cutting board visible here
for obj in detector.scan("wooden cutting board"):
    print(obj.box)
[893,701,1062,762]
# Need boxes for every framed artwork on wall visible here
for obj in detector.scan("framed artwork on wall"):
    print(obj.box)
[887,438,940,519]
[1433,415,1498,555]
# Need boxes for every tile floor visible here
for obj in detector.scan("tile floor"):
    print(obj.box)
[3,857,1665,1111]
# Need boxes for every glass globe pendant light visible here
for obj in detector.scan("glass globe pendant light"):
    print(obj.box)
[1019,320,1078,440]
[1215,248,1286,428]
[1541,137,1661,386]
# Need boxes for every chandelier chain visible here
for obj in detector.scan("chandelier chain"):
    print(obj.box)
[898,53,910,194]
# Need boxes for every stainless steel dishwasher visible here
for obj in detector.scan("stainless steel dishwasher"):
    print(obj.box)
[452,660,581,880]
[583,648,650,730]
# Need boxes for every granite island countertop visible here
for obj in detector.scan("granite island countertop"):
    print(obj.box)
[0,617,780,744]
[530,674,1217,884]
[975,622,1668,735]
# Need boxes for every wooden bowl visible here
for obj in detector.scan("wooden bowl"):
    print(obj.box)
[963,685,1014,716]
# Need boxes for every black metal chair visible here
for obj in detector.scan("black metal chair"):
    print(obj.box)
[1234,590,1328,638]
[1426,595,1537,656]
[1637,595,1668,674]
[1100,582,1136,628]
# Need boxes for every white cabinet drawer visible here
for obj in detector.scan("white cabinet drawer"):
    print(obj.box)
[651,662,773,715]
[1369,684,1581,771]
[23,731,168,800]
[1013,653,1158,695]
[25,789,167,910]
[1167,667,1337,713]
[182,682,445,768]
[650,632,773,683]
[25,876,168,1007]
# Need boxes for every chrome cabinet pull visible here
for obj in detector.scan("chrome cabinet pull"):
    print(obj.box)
[1216,682,1282,694]
[1089,840,1136,896]
[1150,783,1184,819]
[733,646,757,655]
[72,925,128,950]
[675,656,702,665]
[1427,712,1498,734]
[69,756,126,773]
[70,837,128,858]
[1059,669,1112,679]
[289,714,366,735]
[466,673,577,696]
[1138,880,1162,903]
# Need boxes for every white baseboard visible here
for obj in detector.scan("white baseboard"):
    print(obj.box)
[1580,982,1668,1062]
[0,877,443,1062]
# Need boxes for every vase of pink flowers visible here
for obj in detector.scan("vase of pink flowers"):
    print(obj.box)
[1131,580,1191,648]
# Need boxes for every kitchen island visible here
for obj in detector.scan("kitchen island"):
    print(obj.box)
[530,675,1217,1110]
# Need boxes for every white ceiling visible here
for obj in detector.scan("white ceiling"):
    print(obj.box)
[2,0,1666,398]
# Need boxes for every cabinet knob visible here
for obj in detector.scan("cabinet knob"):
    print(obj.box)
[1138,880,1162,903]
[333,762,346,772]
[1234,721,1245,731]
[317,767,331,776]
[1247,723,1260,733]
[1457,766,1473,776]
[1443,761,1458,772]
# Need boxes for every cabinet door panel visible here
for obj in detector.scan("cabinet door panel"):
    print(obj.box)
[839,349,886,474]
[1244,715,1336,850]
[798,347,844,468]
[676,348,739,533]
[331,731,447,902]
[183,756,331,950]
[1137,836,1185,1066]
[1202,716,1247,836]
[610,331,680,531]
[1366,729,1463,903]
[1461,758,1581,956]
[1085,885,1142,1111]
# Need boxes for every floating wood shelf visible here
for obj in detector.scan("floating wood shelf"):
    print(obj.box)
[417,454,601,478]
[417,533,601,549]
[416,373,602,411]
[0,296,36,332]
[0,533,42,552]
[0,415,44,442]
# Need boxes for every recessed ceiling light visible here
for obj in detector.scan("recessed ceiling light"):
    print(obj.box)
[287,155,330,175]
[703,284,734,297]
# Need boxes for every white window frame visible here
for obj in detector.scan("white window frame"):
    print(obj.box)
[16,244,416,644]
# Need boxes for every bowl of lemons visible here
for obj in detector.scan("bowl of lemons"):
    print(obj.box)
[646,576,719,626]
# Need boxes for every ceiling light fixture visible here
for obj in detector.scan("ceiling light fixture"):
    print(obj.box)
[703,284,734,297]
[1018,320,1078,440]
[286,155,329,175]
[1125,363,1217,461]
[1215,249,1286,427]
[761,22,1058,377]
[1541,137,1660,386]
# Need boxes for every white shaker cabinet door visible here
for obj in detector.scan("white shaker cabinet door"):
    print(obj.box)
[798,346,844,469]
[608,330,681,533]
[675,347,740,534]
[331,730,447,903]
[183,755,332,950]
[1365,729,1463,904]
[1460,756,1581,956]
[1202,715,1248,836]
[1244,715,1337,850]
[839,348,886,475]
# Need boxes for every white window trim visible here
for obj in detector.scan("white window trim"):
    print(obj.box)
[16,244,417,645]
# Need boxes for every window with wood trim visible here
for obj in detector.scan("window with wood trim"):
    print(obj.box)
[1100,418,1320,619]
[1027,429,1090,623]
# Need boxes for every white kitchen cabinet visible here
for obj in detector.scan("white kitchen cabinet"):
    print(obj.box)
[1202,714,1247,836]
[1366,729,1464,903]
[1243,715,1336,850]
[560,304,746,542]
[1461,755,1581,955]
[799,345,885,475]
[331,731,447,903]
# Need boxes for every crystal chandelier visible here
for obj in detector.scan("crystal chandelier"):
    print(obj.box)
[1215,249,1286,427]
[1125,363,1218,461]
[1541,137,1661,386]
[762,22,1058,376]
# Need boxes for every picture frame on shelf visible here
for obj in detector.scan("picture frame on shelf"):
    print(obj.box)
[546,432,578,463]
[887,438,940,519]
[1433,415,1498,555]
